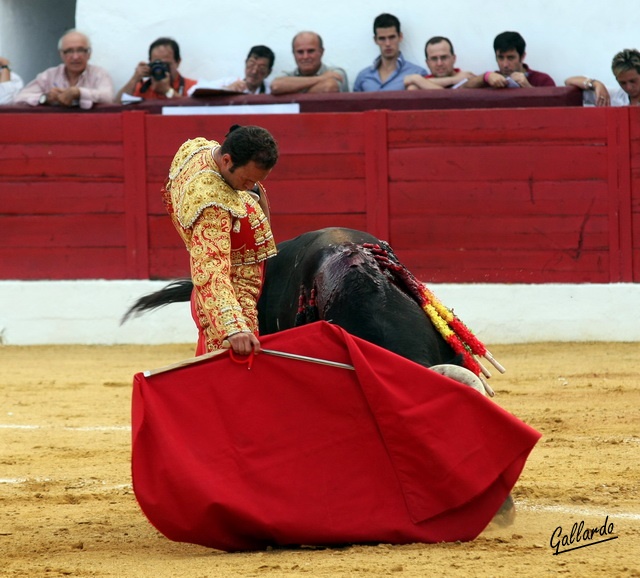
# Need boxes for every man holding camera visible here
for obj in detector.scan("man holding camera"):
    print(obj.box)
[115,37,196,102]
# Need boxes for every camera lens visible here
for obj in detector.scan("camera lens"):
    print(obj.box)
[149,60,169,81]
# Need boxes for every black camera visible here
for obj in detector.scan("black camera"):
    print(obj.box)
[149,60,170,81]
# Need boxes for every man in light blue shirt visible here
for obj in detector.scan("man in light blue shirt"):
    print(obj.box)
[353,13,426,92]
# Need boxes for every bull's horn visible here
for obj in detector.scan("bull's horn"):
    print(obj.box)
[430,364,488,396]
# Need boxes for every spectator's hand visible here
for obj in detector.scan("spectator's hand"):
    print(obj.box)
[404,74,421,88]
[309,70,344,93]
[510,71,530,87]
[459,70,476,80]
[223,79,248,92]
[57,87,80,107]
[594,82,610,106]
[485,72,508,88]
[321,70,344,83]
[134,61,150,82]
[45,87,64,105]
[227,332,261,356]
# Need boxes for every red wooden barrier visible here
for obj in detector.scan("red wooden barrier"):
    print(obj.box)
[1,86,584,115]
[387,108,615,282]
[1,114,126,279]
[0,106,637,283]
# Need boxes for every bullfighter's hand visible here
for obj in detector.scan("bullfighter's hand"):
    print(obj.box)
[227,332,261,356]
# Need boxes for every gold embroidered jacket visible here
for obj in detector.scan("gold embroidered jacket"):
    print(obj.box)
[164,138,277,352]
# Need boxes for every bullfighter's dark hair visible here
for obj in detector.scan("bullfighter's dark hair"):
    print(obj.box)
[221,125,278,171]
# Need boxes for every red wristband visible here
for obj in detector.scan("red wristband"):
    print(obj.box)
[483,71,492,84]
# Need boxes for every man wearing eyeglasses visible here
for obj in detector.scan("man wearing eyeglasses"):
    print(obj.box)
[404,36,476,90]
[14,29,114,109]
[217,46,276,95]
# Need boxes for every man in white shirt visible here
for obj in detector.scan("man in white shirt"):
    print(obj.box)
[219,46,275,94]
[564,48,640,107]
[610,48,640,106]
[0,56,23,104]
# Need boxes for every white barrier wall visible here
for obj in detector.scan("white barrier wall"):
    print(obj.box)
[1,281,638,345]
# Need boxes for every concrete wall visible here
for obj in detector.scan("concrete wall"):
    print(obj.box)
[0,0,76,85]
[1,281,638,345]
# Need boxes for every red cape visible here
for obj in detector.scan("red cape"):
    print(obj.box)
[132,321,540,551]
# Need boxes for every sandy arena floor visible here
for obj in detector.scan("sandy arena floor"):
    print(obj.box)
[1,341,639,577]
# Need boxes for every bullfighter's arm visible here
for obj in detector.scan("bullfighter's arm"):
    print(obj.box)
[190,206,255,349]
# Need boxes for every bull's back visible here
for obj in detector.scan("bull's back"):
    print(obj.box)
[259,228,380,334]
[259,227,458,368]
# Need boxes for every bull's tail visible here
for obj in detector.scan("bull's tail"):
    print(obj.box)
[121,279,194,325]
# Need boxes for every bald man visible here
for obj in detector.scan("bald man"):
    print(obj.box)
[271,31,348,94]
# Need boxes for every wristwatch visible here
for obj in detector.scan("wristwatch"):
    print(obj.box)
[39,94,48,105]
[0,64,9,70]
[584,79,595,91]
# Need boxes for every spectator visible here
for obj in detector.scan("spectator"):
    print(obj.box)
[353,13,426,92]
[609,48,640,106]
[193,45,275,95]
[404,36,475,90]
[566,49,640,107]
[14,30,114,109]
[115,37,196,102]
[271,31,348,94]
[563,75,610,107]
[466,31,555,88]
[0,56,24,104]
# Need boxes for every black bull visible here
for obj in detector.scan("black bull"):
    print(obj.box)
[125,227,460,368]
[125,226,515,525]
